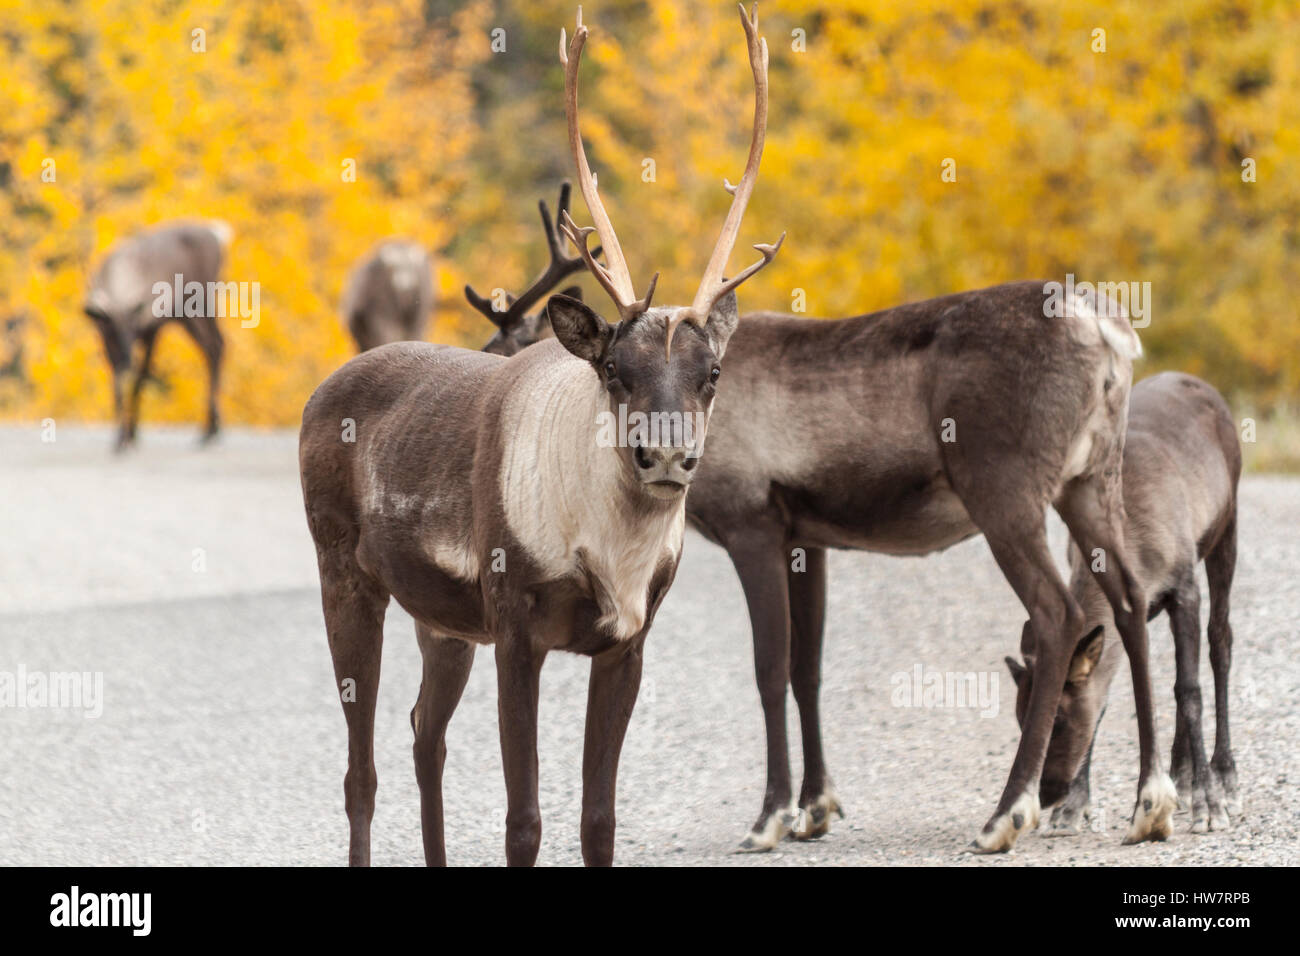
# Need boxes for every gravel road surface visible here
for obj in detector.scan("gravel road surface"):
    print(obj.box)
[1,425,1295,866]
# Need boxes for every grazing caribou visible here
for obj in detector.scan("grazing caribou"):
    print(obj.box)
[299,5,782,866]
[83,220,232,450]
[466,182,594,357]
[1007,372,1242,836]
[341,240,434,352]
[470,231,1176,852]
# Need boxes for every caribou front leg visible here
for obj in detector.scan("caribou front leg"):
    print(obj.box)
[728,526,797,852]
[495,631,545,866]
[969,518,1082,852]
[580,637,645,866]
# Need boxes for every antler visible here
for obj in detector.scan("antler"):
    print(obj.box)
[559,7,659,324]
[665,3,785,358]
[464,181,599,328]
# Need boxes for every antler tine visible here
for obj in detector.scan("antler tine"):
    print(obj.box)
[665,2,783,359]
[465,181,607,329]
[559,210,658,319]
[560,7,657,323]
[463,282,508,327]
[538,181,601,272]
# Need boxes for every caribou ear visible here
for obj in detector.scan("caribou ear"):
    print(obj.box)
[558,285,583,302]
[1067,625,1105,684]
[548,294,613,365]
[1005,656,1027,687]
[704,289,740,358]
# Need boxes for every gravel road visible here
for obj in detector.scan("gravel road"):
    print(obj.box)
[1,425,1295,866]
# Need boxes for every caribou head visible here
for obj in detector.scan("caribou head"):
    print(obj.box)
[544,3,783,497]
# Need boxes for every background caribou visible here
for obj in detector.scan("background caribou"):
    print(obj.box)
[470,211,1179,854]
[1007,372,1242,836]
[299,5,781,866]
[341,240,435,353]
[83,219,232,450]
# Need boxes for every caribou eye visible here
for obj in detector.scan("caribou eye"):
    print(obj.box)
[710,366,721,383]
[604,361,617,379]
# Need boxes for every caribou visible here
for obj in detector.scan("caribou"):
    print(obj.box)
[468,207,1177,852]
[299,5,782,866]
[83,219,232,450]
[1007,372,1241,835]
[341,240,435,352]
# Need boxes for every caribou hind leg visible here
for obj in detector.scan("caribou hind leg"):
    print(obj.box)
[1205,512,1241,817]
[411,624,476,865]
[787,545,842,840]
[1056,475,1176,844]
[183,313,224,443]
[316,551,389,866]
[1166,577,1231,832]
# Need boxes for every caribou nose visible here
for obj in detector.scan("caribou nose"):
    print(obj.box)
[633,442,699,487]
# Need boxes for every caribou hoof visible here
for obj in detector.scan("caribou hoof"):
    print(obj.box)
[1123,774,1177,844]
[736,803,797,853]
[1044,801,1088,836]
[1215,766,1242,819]
[791,790,844,840]
[969,793,1039,853]
[1188,778,1233,834]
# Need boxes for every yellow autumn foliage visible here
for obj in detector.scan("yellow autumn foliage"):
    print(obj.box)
[0,0,1296,431]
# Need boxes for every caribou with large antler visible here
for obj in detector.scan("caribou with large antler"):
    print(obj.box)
[299,4,781,866]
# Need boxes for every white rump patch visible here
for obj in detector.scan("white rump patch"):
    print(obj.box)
[1067,289,1142,360]
[207,219,234,248]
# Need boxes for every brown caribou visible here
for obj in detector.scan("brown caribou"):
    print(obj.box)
[341,240,435,353]
[83,220,232,450]
[1007,372,1241,836]
[299,5,781,865]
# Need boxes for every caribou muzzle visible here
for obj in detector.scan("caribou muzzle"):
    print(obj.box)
[633,439,699,494]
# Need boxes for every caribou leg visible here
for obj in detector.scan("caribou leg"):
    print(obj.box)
[1057,476,1176,845]
[580,637,645,866]
[1205,512,1240,817]
[728,525,797,852]
[787,545,841,839]
[969,514,1083,852]
[1167,577,1230,832]
[411,624,476,865]
[121,327,159,448]
[318,556,389,866]
[495,633,545,866]
[183,314,223,443]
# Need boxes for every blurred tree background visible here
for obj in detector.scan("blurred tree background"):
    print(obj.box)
[0,0,1296,458]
